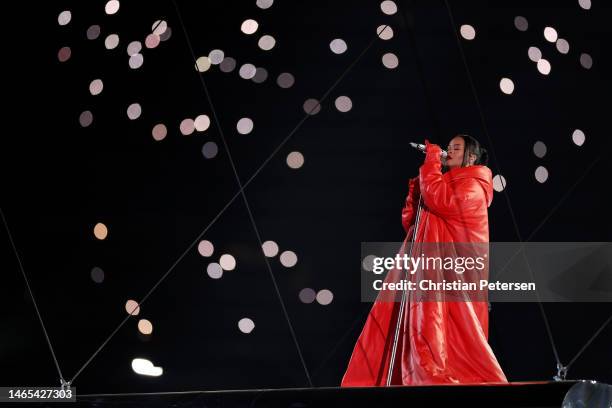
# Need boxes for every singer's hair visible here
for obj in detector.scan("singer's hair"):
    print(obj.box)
[457,134,488,167]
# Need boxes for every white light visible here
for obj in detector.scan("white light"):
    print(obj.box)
[58,10,71,26]
[237,118,254,135]
[262,241,279,257]
[556,39,570,54]
[241,19,258,35]
[377,25,393,40]
[209,49,224,65]
[535,166,549,183]
[194,115,210,132]
[195,56,211,72]
[330,39,347,54]
[131,358,163,377]
[499,77,514,94]
[580,53,593,69]
[152,20,168,36]
[89,79,104,96]
[179,118,195,136]
[544,27,558,42]
[105,0,120,15]
[127,103,141,120]
[572,129,585,146]
[198,240,214,257]
[207,262,223,279]
[280,250,298,267]
[380,0,398,15]
[287,151,304,169]
[256,0,274,9]
[528,46,541,62]
[238,318,255,334]
[382,52,399,69]
[219,254,236,271]
[105,34,120,50]
[493,175,507,192]
[129,54,144,69]
[514,16,528,31]
[239,63,257,79]
[127,41,142,56]
[537,59,551,75]
[258,35,276,50]
[138,319,153,335]
[460,24,476,40]
[125,299,140,316]
[578,0,591,10]
[316,289,334,305]
[334,96,352,113]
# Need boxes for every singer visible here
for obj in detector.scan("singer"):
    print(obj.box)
[341,134,507,386]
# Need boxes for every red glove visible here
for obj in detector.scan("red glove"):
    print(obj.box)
[424,139,442,161]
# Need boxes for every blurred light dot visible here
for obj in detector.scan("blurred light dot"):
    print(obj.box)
[499,77,514,94]
[236,118,254,135]
[580,53,592,69]
[152,20,168,36]
[330,38,347,54]
[105,34,120,49]
[528,46,541,62]
[299,288,316,304]
[380,0,398,15]
[198,240,214,257]
[377,25,393,40]
[195,56,211,72]
[316,289,334,305]
[239,63,256,79]
[514,16,528,31]
[105,0,120,15]
[262,241,279,257]
[160,26,172,41]
[556,38,569,54]
[241,19,258,35]
[89,79,104,95]
[220,57,236,73]
[287,151,304,169]
[537,58,551,75]
[572,129,585,146]
[58,46,71,62]
[533,141,547,158]
[207,262,223,279]
[79,111,93,127]
[145,34,160,49]
[127,103,142,120]
[258,35,276,50]
[131,358,162,377]
[362,255,377,272]
[58,10,71,26]
[257,0,274,9]
[87,25,101,40]
[544,27,558,42]
[578,0,591,10]
[127,41,142,56]
[460,24,476,40]
[382,52,399,69]
[202,141,218,159]
[194,114,210,131]
[535,166,549,183]
[209,49,224,65]
[220,254,236,271]
[277,72,295,88]
[152,124,167,141]
[303,99,321,115]
[94,222,108,240]
[280,250,298,267]
[125,299,140,315]
[91,266,105,283]
[238,318,255,334]
[138,319,153,335]
[180,118,195,135]
[492,175,507,192]
[335,96,352,113]
[129,53,144,69]
[252,67,268,83]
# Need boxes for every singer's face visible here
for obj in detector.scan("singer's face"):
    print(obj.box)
[445,137,465,169]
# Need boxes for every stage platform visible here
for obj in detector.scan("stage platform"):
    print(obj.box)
[55,380,610,407]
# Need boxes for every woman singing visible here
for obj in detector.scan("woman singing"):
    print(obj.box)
[341,135,507,386]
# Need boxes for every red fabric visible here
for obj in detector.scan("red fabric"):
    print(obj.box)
[341,141,507,386]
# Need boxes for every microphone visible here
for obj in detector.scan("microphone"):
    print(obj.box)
[410,142,448,158]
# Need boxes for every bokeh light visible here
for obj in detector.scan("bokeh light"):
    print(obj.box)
[138,319,153,335]
[299,288,316,304]
[89,79,104,95]
[152,124,167,141]
[493,175,507,192]
[537,59,551,75]
[334,96,352,113]
[277,72,295,88]
[209,49,224,65]
[528,46,541,62]
[580,53,592,69]
[87,25,101,40]
[79,111,94,127]
[252,67,268,83]
[303,99,321,115]
[556,39,569,54]
[105,0,120,15]
[207,262,223,279]
[202,141,218,159]
[499,77,514,94]
[179,118,195,135]
[460,24,476,40]
[239,63,257,79]
[286,151,304,169]
[58,10,71,26]
[535,166,549,183]
[58,46,71,62]
[280,250,298,267]
[91,267,105,283]
[262,241,279,257]
[195,56,211,72]
[316,289,334,305]
[125,299,140,316]
[131,358,162,377]
[377,25,393,40]
[572,129,585,146]
[129,54,144,69]
[127,103,142,120]
[330,39,347,54]
[220,254,236,271]
[258,35,276,50]
[220,57,237,73]
[94,222,108,240]
[237,118,254,135]
[533,141,547,158]
[514,16,528,31]
[380,0,398,15]
[198,240,214,257]
[194,114,210,132]
[256,0,274,9]
[382,52,399,69]
[238,318,255,334]
[145,34,160,49]
[105,34,120,50]
[543,27,558,42]
[578,0,591,10]
[241,19,258,35]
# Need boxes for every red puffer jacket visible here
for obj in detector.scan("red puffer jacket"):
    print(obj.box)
[341,141,507,386]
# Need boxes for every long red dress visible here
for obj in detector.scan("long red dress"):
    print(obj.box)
[341,141,507,386]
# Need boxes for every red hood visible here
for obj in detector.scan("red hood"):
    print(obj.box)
[444,165,494,207]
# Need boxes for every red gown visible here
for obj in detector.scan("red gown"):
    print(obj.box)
[341,141,507,386]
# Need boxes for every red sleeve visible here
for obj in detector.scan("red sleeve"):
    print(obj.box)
[401,177,420,233]
[418,142,482,218]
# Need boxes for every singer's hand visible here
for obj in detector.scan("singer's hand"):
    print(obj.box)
[424,139,442,159]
